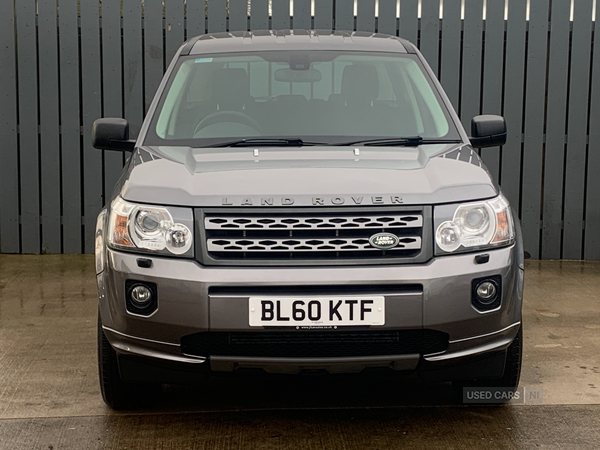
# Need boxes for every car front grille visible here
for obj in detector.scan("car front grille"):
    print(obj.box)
[196,207,431,266]
[180,329,449,359]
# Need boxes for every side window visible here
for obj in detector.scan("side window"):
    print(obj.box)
[156,61,192,138]
[404,62,449,136]
[391,67,425,134]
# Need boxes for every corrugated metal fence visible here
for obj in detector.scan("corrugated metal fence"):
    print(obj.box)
[0,0,599,259]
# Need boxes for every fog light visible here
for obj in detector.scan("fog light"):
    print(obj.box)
[476,281,497,304]
[131,285,152,306]
[471,275,501,311]
[125,280,158,316]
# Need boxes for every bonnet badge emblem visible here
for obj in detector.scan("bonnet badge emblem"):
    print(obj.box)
[369,233,400,250]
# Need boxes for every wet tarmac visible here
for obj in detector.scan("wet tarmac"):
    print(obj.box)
[0,256,599,449]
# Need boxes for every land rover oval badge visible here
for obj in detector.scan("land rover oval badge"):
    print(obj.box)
[369,233,400,249]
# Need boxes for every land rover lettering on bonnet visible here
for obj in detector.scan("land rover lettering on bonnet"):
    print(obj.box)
[220,196,405,206]
[92,30,523,410]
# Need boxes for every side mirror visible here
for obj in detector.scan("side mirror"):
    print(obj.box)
[469,115,507,148]
[92,118,135,151]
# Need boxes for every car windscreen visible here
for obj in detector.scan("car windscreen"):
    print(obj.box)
[145,51,461,147]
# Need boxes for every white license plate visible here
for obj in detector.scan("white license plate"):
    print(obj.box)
[249,296,385,327]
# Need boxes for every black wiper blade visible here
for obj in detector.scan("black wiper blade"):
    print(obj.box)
[335,137,461,147]
[208,138,321,148]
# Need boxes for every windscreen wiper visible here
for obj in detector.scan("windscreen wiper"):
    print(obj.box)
[207,138,326,148]
[334,137,462,147]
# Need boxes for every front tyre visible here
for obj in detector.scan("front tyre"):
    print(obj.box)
[97,313,161,410]
[452,326,523,403]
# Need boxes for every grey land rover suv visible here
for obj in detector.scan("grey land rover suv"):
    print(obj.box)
[93,30,523,410]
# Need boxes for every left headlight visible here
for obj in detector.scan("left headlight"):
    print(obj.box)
[106,196,194,257]
[434,194,515,255]
[95,210,107,274]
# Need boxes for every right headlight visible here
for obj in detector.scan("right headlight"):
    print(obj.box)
[106,196,194,257]
[434,194,515,255]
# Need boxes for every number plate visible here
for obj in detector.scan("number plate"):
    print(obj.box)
[248,296,385,327]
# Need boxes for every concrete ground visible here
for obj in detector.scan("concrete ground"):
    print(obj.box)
[0,255,598,449]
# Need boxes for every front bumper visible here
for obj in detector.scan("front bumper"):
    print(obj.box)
[98,244,523,379]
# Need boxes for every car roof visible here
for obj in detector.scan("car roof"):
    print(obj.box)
[185,30,414,56]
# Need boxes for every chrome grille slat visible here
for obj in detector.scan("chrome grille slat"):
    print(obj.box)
[205,215,423,230]
[208,237,422,252]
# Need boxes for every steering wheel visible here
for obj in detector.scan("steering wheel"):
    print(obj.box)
[193,111,262,136]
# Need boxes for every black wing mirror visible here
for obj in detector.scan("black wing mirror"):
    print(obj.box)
[469,115,507,148]
[92,118,135,152]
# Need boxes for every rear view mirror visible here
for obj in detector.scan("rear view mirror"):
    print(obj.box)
[469,115,507,148]
[274,68,322,83]
[92,118,135,151]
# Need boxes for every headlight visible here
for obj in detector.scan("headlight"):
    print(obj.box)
[95,210,107,274]
[107,197,194,257]
[434,195,515,254]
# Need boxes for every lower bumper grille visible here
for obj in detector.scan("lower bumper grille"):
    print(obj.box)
[180,330,449,358]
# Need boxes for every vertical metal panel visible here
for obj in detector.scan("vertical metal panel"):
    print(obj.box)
[272,0,290,29]
[500,0,526,211]
[563,0,593,259]
[420,0,440,75]
[165,0,185,61]
[123,0,144,154]
[251,0,269,30]
[102,0,123,119]
[187,0,206,37]
[356,0,376,32]
[479,0,505,183]
[439,0,461,110]
[313,0,333,29]
[144,0,165,112]
[398,0,418,45]
[541,0,570,259]
[58,0,82,254]
[206,0,227,33]
[585,9,600,260]
[16,0,40,254]
[377,0,397,35]
[102,0,125,205]
[229,0,249,31]
[460,0,483,131]
[38,0,61,253]
[294,0,312,29]
[0,0,19,253]
[521,0,549,259]
[80,1,104,254]
[335,0,354,30]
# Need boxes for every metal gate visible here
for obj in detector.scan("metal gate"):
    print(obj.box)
[0,0,598,260]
